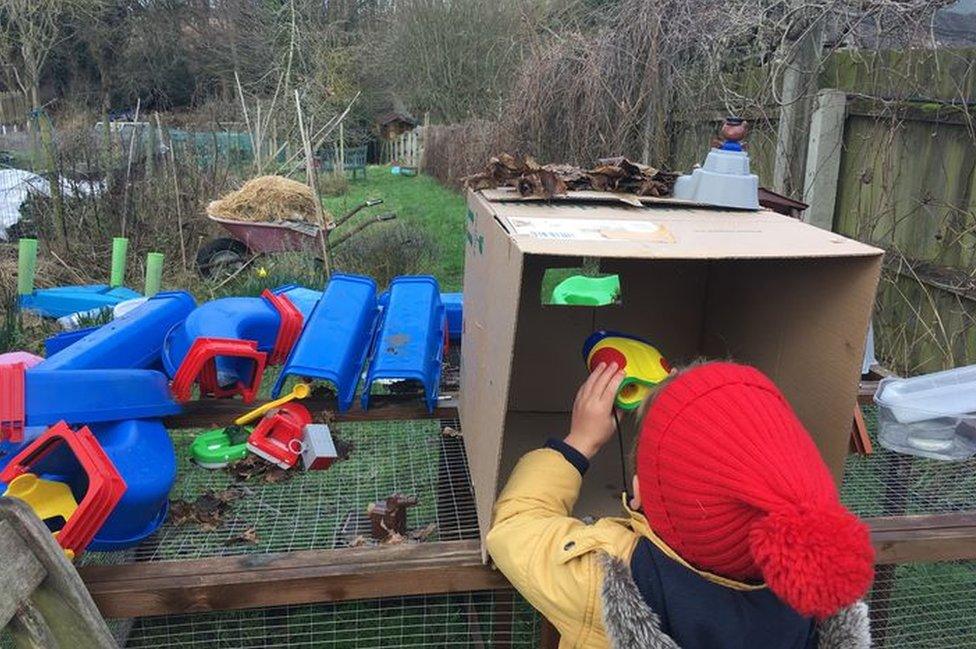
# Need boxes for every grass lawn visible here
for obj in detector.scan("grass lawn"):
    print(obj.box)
[323,166,467,291]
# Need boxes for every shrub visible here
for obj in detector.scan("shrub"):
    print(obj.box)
[332,222,437,289]
[320,171,350,197]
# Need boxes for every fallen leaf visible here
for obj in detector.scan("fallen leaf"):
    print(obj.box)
[224,527,259,545]
[168,491,234,530]
[225,455,295,483]
[215,488,243,503]
[442,426,462,438]
[383,531,406,545]
[333,436,355,461]
[408,523,438,542]
[262,467,293,484]
[168,500,194,526]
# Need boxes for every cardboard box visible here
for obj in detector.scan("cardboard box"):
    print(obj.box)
[460,188,883,548]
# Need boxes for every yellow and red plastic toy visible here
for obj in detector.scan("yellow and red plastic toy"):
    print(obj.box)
[582,331,672,410]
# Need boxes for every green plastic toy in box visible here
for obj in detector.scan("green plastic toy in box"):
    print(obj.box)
[191,425,250,469]
[551,275,621,306]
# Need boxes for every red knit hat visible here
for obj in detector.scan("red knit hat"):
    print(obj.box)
[635,362,874,619]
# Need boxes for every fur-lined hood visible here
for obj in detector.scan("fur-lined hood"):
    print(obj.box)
[600,554,871,649]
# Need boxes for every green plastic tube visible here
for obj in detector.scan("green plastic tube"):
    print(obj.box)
[17,238,37,296]
[144,252,164,296]
[110,237,128,287]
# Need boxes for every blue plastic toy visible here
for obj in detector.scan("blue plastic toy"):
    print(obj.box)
[17,237,144,319]
[25,369,181,427]
[273,274,379,411]
[362,277,446,413]
[272,284,323,315]
[442,293,463,341]
[87,419,176,550]
[19,285,143,320]
[0,419,176,551]
[44,326,101,357]
[39,291,196,371]
[161,286,315,385]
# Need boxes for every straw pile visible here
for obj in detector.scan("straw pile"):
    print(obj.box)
[207,175,330,224]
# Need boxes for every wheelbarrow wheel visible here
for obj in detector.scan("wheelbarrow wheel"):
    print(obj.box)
[196,238,249,280]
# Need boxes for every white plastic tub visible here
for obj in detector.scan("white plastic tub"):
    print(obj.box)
[874,365,976,461]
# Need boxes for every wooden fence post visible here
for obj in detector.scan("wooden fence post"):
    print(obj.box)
[802,89,847,231]
[773,23,824,197]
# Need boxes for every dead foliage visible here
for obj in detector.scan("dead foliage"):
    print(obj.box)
[408,523,438,542]
[224,454,295,484]
[367,494,419,541]
[463,153,676,199]
[224,527,260,546]
[332,434,355,461]
[168,488,242,531]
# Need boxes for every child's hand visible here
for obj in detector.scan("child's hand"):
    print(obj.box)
[564,363,626,459]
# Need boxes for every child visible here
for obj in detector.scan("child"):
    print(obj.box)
[486,361,874,649]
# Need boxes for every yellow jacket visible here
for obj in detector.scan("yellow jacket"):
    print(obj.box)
[486,448,632,647]
[485,448,869,649]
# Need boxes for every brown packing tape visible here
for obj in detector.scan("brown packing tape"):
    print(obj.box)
[598,225,676,243]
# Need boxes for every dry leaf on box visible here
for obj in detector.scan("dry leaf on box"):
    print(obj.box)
[464,154,676,199]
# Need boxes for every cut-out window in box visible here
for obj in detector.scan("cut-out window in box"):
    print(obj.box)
[541,261,621,306]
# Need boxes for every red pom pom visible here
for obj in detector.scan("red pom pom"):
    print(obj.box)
[749,504,874,620]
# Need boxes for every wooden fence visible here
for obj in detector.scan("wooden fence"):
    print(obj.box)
[387,128,422,167]
[668,50,976,376]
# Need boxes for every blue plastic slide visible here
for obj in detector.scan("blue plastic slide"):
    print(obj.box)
[25,369,181,427]
[20,285,142,319]
[442,292,463,341]
[38,291,196,371]
[362,277,446,413]
[44,326,100,356]
[273,274,379,411]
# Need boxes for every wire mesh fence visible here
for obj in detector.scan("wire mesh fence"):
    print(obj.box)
[106,563,976,649]
[80,416,478,566]
[77,403,976,567]
[840,406,976,518]
[869,562,976,648]
[52,402,976,648]
[121,591,541,649]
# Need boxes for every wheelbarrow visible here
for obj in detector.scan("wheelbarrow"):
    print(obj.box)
[196,199,391,279]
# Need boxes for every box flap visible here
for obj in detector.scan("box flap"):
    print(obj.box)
[480,187,726,209]
[472,191,882,260]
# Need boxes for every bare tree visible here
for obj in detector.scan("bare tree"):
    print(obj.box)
[0,0,89,244]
